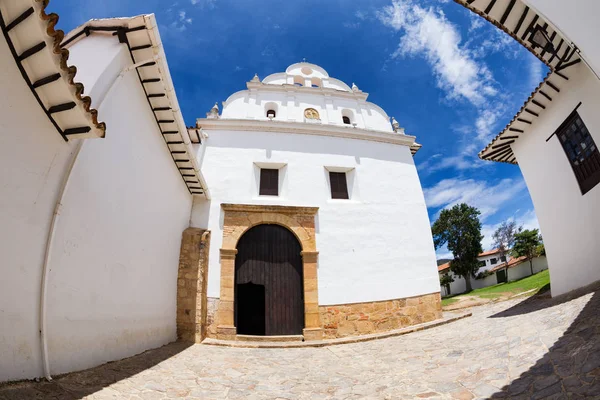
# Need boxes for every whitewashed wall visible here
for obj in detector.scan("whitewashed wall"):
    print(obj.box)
[0,34,192,381]
[191,129,440,305]
[439,257,548,296]
[0,34,78,382]
[524,0,600,79]
[512,62,600,297]
[43,36,192,375]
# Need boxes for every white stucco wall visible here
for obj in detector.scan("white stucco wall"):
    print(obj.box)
[511,62,600,297]
[0,33,192,381]
[0,33,78,382]
[43,36,192,375]
[191,129,440,305]
[524,0,600,79]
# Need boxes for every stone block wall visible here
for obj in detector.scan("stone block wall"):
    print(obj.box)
[319,292,442,339]
[176,228,211,343]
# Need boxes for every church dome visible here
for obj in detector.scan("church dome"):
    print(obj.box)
[262,62,352,92]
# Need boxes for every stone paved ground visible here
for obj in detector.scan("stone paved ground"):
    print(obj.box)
[2,289,600,400]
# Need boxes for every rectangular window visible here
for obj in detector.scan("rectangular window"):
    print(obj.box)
[490,258,497,265]
[500,255,507,262]
[556,111,600,194]
[329,171,349,199]
[259,168,279,196]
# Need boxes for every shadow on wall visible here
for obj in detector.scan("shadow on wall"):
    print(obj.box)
[0,342,192,399]
[489,283,600,398]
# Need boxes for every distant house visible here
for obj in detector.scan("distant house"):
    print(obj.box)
[438,250,548,296]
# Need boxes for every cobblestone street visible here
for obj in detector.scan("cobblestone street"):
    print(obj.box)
[1,289,599,400]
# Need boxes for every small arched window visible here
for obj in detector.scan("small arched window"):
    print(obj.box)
[342,116,351,125]
[267,109,276,118]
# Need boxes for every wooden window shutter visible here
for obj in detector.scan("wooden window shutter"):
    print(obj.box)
[259,168,279,196]
[329,171,349,199]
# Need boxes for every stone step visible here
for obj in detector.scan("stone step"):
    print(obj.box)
[236,334,304,342]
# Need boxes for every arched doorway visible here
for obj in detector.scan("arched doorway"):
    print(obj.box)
[235,224,304,336]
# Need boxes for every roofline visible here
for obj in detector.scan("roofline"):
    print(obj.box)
[63,15,210,198]
[0,0,106,140]
[452,0,583,165]
[196,118,418,148]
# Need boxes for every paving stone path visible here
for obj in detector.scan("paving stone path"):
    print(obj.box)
[1,289,599,399]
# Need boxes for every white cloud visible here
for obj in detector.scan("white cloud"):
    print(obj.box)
[191,0,217,9]
[378,1,497,106]
[377,0,523,173]
[423,177,527,221]
[528,52,545,90]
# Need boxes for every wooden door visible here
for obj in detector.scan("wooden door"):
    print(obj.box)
[235,224,304,335]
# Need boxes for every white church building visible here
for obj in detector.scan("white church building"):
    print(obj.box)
[0,1,440,382]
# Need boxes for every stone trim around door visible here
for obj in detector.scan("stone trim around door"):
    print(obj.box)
[216,203,323,341]
[176,228,211,343]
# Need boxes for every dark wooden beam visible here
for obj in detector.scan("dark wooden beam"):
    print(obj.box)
[147,93,165,98]
[514,6,529,34]
[19,42,46,61]
[158,120,175,123]
[486,147,513,160]
[153,107,171,111]
[501,136,520,140]
[175,159,190,163]
[161,131,178,135]
[6,7,34,32]
[524,108,539,117]
[171,151,186,154]
[517,118,532,124]
[126,25,146,33]
[540,30,556,58]
[500,0,516,24]
[142,78,161,83]
[492,141,514,149]
[509,128,524,133]
[48,102,77,114]
[32,73,61,89]
[64,126,91,135]
[182,174,195,177]
[531,99,546,109]
[546,80,560,92]
[484,0,497,14]
[555,71,569,80]
[178,167,194,170]
[556,58,581,72]
[137,61,156,68]
[548,39,564,64]
[131,44,152,51]
[539,90,552,101]
[167,141,184,144]
[520,14,538,40]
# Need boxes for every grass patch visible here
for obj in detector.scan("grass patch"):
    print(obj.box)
[441,297,460,307]
[443,269,550,306]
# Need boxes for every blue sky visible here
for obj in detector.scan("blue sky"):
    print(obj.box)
[48,0,548,259]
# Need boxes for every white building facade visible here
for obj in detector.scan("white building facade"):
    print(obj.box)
[191,62,442,341]
[457,0,600,297]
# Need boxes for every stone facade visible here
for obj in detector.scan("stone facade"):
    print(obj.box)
[176,228,211,343]
[216,204,323,341]
[319,292,442,339]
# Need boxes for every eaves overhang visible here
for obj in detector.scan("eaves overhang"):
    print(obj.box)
[454,0,582,165]
[0,0,106,140]
[196,118,419,149]
[62,15,209,198]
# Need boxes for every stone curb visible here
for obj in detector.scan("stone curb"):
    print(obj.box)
[201,311,472,349]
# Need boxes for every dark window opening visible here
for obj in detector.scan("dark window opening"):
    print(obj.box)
[556,111,600,194]
[259,168,279,196]
[490,258,497,265]
[342,116,351,125]
[329,171,349,199]
[293,83,302,87]
[311,84,319,88]
[500,255,507,262]
[266,109,276,118]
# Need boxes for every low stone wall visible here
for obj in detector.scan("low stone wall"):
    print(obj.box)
[319,292,442,339]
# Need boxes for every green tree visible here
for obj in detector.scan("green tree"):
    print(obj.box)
[432,204,483,292]
[439,273,454,295]
[513,229,542,276]
[492,221,521,283]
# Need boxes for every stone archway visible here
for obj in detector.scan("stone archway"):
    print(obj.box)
[216,204,322,341]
